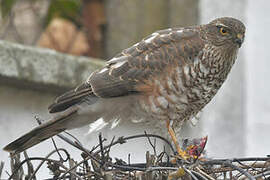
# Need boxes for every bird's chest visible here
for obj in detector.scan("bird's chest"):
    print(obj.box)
[137,61,230,122]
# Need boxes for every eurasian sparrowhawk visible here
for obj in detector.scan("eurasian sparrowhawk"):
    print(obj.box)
[4,17,245,157]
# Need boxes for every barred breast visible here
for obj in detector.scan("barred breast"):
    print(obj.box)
[136,42,238,125]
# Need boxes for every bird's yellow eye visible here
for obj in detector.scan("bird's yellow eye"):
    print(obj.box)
[220,27,228,35]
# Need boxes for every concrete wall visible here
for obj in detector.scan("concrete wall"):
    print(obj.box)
[246,0,270,156]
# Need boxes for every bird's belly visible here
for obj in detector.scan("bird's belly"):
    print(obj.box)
[137,93,196,122]
[137,81,218,123]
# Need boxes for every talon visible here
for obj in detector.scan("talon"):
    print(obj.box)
[167,120,208,162]
[166,120,189,161]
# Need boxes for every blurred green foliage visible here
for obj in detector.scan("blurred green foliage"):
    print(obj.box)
[0,0,18,18]
[46,0,81,26]
[0,0,81,26]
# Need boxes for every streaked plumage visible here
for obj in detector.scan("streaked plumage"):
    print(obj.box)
[4,17,245,154]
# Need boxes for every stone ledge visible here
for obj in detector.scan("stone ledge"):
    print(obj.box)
[0,40,105,93]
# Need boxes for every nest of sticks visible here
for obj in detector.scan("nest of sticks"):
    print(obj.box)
[2,131,270,180]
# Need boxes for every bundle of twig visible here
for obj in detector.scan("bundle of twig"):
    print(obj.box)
[3,130,270,180]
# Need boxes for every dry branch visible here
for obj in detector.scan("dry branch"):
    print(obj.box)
[4,130,270,180]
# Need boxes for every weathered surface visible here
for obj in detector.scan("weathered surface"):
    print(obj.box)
[0,0,50,45]
[169,0,199,27]
[105,0,168,58]
[0,40,105,92]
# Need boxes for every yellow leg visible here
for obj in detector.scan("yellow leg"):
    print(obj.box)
[166,120,187,160]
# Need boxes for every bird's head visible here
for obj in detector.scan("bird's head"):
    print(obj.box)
[202,17,246,48]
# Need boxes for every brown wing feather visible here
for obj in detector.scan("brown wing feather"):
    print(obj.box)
[49,28,203,112]
[88,27,203,98]
[49,82,97,113]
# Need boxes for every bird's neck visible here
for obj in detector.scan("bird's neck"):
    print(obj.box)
[201,44,239,80]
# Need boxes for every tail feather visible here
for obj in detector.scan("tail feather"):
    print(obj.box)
[3,109,77,154]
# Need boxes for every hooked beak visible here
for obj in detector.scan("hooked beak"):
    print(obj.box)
[235,33,244,47]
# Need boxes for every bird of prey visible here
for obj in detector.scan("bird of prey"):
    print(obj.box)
[4,17,245,158]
